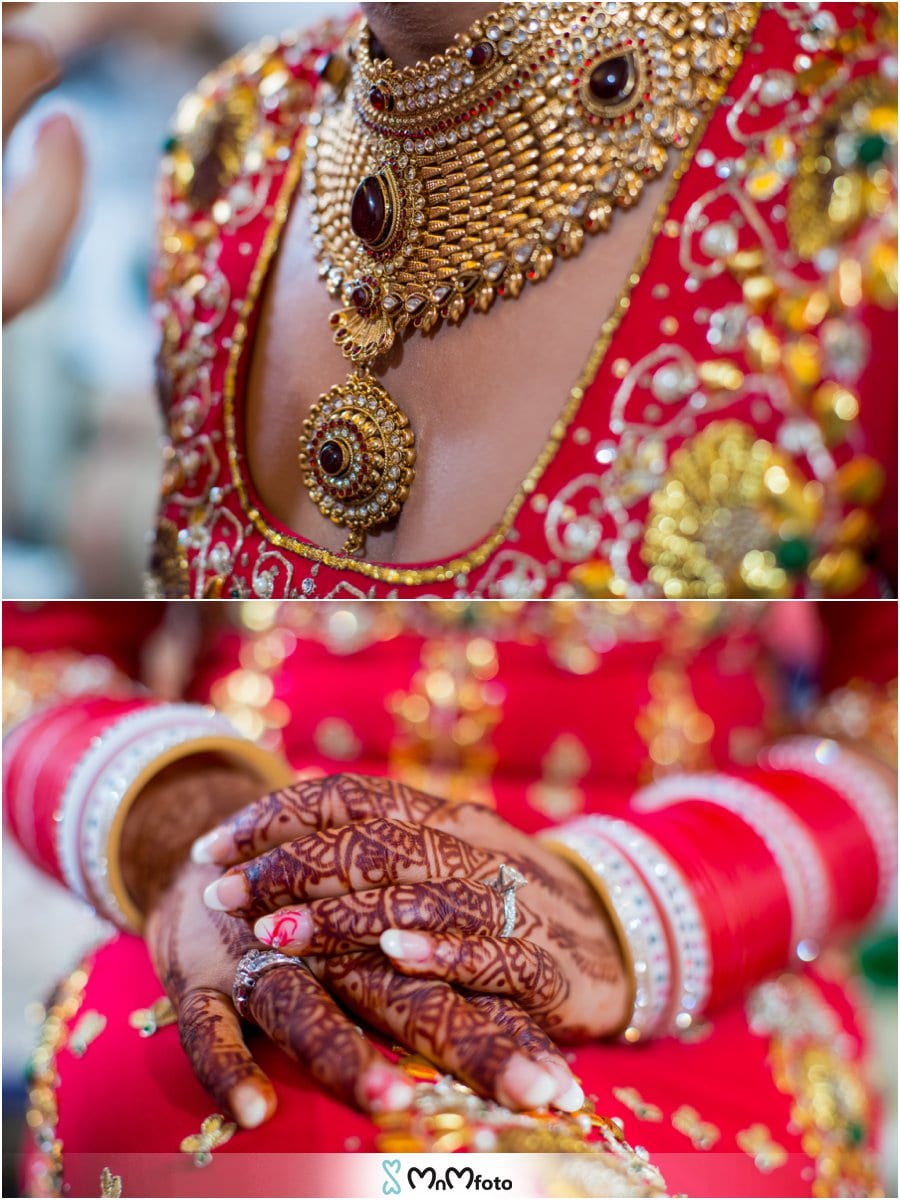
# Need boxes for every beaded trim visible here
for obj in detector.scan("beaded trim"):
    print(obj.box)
[545,824,671,1040]
[633,772,832,959]
[761,737,898,915]
[575,815,712,1032]
[56,705,243,928]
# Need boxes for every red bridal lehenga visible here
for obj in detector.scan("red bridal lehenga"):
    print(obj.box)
[3,599,897,1197]
[146,3,897,602]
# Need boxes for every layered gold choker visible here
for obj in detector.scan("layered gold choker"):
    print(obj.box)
[301,2,755,555]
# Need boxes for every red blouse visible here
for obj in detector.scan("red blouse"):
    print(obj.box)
[148,3,897,599]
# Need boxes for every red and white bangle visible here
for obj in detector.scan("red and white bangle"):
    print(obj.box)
[760,737,897,915]
[543,822,672,1042]
[633,772,833,961]
[547,815,711,1037]
[582,815,712,1032]
[58,704,250,928]
[5,699,293,932]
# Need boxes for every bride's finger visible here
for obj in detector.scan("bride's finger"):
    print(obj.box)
[250,878,532,955]
[319,950,582,1113]
[191,774,489,866]
[176,986,276,1129]
[378,930,567,1023]
[247,957,415,1115]
[201,815,495,915]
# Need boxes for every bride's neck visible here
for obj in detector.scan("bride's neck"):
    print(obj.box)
[360,2,497,68]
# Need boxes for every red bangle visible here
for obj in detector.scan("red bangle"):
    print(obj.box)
[633,802,792,1009]
[748,766,879,926]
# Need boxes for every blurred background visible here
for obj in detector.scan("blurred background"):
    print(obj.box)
[2,1,342,600]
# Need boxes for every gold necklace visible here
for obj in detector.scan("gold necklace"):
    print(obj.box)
[302,2,755,555]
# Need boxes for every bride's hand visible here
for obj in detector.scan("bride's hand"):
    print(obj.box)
[3,7,84,321]
[146,859,418,1129]
[137,762,584,1128]
[192,774,630,1044]
[149,857,584,1128]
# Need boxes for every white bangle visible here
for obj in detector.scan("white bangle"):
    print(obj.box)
[56,703,291,931]
[544,822,672,1041]
[575,815,712,1033]
[761,737,898,915]
[633,771,832,961]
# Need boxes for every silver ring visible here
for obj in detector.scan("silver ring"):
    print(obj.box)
[488,863,528,937]
[232,948,308,1019]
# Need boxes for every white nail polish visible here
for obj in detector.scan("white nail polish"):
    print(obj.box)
[500,1055,560,1110]
[554,1081,585,1113]
[379,930,405,958]
[379,928,432,962]
[191,832,219,864]
[230,1083,268,1129]
[202,880,229,911]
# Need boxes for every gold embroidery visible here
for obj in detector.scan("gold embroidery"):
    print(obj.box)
[636,659,715,778]
[788,75,897,262]
[736,1123,789,1173]
[179,1114,237,1167]
[527,733,590,820]
[748,974,883,1196]
[145,517,189,600]
[672,1104,720,1150]
[69,1011,107,1058]
[99,1167,123,1197]
[642,421,823,600]
[168,83,259,209]
[612,1087,663,1123]
[128,998,176,1038]
[27,959,94,1197]
[153,14,894,599]
[387,635,503,804]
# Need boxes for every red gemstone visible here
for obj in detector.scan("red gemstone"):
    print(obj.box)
[351,174,391,247]
[466,41,494,69]
[319,440,347,477]
[588,54,636,105]
[350,283,372,310]
[369,85,393,112]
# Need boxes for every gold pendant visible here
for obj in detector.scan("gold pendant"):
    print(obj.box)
[299,372,416,557]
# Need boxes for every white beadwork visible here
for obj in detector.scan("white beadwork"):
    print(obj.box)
[761,737,898,914]
[57,704,240,927]
[547,823,672,1040]
[633,772,832,957]
[577,815,712,1031]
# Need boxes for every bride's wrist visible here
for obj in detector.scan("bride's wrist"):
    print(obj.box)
[121,755,267,917]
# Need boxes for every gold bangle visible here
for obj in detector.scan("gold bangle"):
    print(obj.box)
[104,737,294,934]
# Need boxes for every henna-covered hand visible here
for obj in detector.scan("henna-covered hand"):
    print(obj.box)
[145,860,419,1129]
[193,774,629,1042]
